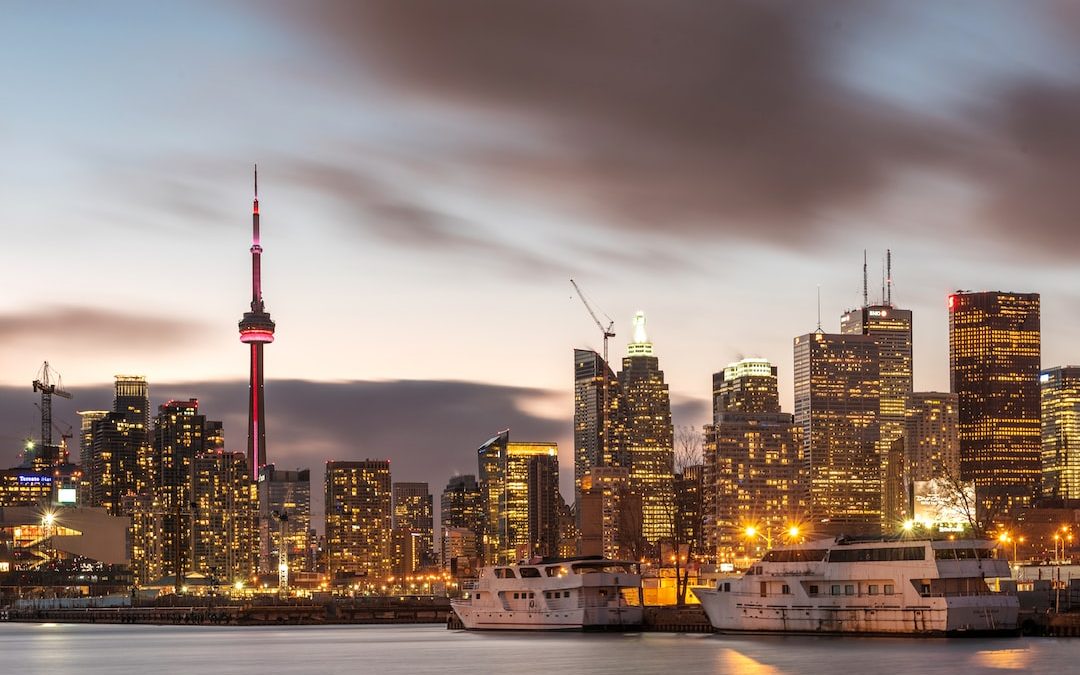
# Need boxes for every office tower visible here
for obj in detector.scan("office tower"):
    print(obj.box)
[794,332,881,535]
[905,392,960,484]
[440,474,483,536]
[83,412,142,516]
[113,376,150,442]
[527,454,561,558]
[949,291,1041,513]
[0,470,53,506]
[1041,367,1080,501]
[574,349,624,507]
[578,466,640,559]
[842,302,913,524]
[674,464,704,555]
[392,482,434,571]
[325,460,392,579]
[618,311,675,545]
[258,466,312,575]
[442,527,478,577]
[238,169,276,481]
[476,431,559,564]
[77,411,108,465]
[190,450,256,584]
[705,358,808,562]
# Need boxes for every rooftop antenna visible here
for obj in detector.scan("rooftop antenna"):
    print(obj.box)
[886,248,893,307]
[816,285,822,332]
[881,256,886,306]
[862,249,868,308]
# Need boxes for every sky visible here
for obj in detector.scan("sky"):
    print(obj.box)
[3,1,1080,521]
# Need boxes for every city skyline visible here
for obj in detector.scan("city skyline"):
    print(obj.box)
[6,2,1080,517]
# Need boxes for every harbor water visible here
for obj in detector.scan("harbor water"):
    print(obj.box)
[2,622,1079,674]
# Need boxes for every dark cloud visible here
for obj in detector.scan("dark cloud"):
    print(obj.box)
[0,306,203,349]
[0,378,569,526]
[265,1,1080,258]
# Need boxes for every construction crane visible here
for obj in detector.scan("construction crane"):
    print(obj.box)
[32,361,73,449]
[570,279,616,461]
[33,404,74,464]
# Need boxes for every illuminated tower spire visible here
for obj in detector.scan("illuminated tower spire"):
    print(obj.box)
[627,310,653,356]
[239,165,275,480]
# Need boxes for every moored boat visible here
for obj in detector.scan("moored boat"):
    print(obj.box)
[451,557,642,630]
[692,537,1019,636]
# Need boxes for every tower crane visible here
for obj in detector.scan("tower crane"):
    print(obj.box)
[32,362,72,449]
[570,279,616,462]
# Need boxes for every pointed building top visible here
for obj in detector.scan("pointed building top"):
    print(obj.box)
[627,311,654,356]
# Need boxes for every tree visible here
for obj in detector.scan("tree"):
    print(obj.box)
[667,425,703,605]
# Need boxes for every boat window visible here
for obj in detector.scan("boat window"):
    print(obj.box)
[529,592,535,599]
[884,584,894,595]
[781,584,791,595]
[520,567,541,578]
[545,566,568,577]
[845,585,855,595]
[761,549,829,563]
[828,546,925,563]
[564,591,570,598]
[934,548,998,560]
[809,585,819,595]
[513,592,519,599]
[831,585,841,596]
[723,582,731,592]
[868,584,879,595]
[494,568,518,579]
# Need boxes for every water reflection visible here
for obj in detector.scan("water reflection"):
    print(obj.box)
[717,648,779,674]
[970,647,1031,670]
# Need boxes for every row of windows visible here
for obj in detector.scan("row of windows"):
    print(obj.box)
[828,546,924,562]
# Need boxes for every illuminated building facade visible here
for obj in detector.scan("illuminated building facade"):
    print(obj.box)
[705,358,807,562]
[0,470,53,506]
[618,312,675,545]
[476,431,559,563]
[190,450,256,584]
[440,474,483,537]
[842,304,913,524]
[573,349,624,507]
[674,464,704,554]
[325,460,392,579]
[392,482,434,571]
[258,466,312,575]
[527,454,561,559]
[578,466,640,559]
[238,170,275,481]
[113,375,150,442]
[794,332,881,535]
[905,392,960,483]
[1041,366,1080,501]
[83,412,143,516]
[441,527,478,577]
[948,291,1041,512]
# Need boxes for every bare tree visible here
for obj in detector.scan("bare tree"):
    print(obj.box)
[924,469,1008,538]
[667,425,703,605]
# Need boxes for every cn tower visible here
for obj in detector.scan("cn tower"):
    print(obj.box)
[239,166,275,480]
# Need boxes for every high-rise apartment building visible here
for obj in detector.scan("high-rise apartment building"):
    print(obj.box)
[705,358,808,561]
[578,466,640,559]
[258,466,312,575]
[113,375,150,443]
[574,349,624,507]
[619,312,675,545]
[190,450,256,584]
[83,412,143,516]
[527,454,561,559]
[1041,366,1080,501]
[325,460,392,579]
[948,291,1041,512]
[477,431,559,564]
[794,332,881,535]
[674,464,704,555]
[906,392,960,484]
[441,474,483,534]
[842,304,913,524]
[392,482,434,571]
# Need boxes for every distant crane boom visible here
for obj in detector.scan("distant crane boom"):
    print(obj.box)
[570,279,615,364]
[570,279,616,466]
[32,361,73,449]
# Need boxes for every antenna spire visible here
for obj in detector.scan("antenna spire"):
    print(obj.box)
[816,285,822,332]
[886,248,893,306]
[862,249,868,308]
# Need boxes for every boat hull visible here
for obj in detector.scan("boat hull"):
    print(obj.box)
[451,603,643,631]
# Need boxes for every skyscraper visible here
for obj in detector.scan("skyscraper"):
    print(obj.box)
[573,348,623,507]
[325,460,392,579]
[906,392,960,484]
[441,474,483,535]
[618,311,674,545]
[527,453,561,559]
[1040,366,1080,501]
[83,411,142,516]
[948,291,1041,513]
[841,303,913,524]
[794,332,881,535]
[578,466,638,559]
[239,169,275,481]
[705,358,807,561]
[258,466,312,575]
[190,449,256,584]
[476,431,559,563]
[392,482,434,571]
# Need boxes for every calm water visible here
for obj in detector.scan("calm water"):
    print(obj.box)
[2,623,1079,674]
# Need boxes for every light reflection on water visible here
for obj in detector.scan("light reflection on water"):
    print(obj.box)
[0,623,1074,675]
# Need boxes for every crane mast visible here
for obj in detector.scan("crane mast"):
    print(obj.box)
[570,279,616,466]
[32,361,73,450]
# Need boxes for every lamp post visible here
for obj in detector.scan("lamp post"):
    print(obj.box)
[744,524,801,558]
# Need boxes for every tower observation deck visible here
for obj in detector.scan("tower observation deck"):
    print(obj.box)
[239,167,275,480]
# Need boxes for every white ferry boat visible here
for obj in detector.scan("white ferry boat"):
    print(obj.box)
[693,537,1019,636]
[451,557,642,630]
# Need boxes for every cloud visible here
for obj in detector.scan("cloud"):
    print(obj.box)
[0,306,204,349]
[262,1,1080,259]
